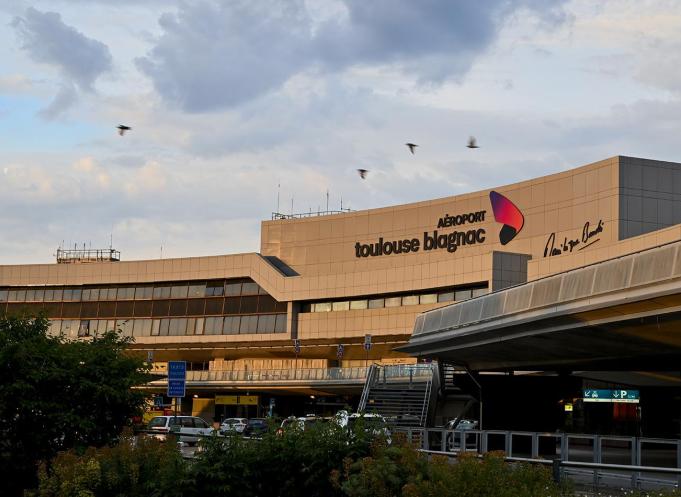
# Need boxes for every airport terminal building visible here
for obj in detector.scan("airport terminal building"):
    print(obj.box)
[1,155,681,436]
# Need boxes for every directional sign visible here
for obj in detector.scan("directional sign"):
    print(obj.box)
[583,389,639,403]
[336,344,344,359]
[293,339,301,354]
[167,361,187,398]
[363,334,372,351]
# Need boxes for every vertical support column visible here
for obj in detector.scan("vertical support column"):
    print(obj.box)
[287,301,299,339]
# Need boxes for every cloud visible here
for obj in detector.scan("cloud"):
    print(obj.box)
[137,0,568,112]
[12,7,112,116]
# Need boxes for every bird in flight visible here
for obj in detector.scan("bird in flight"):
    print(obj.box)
[357,169,369,179]
[117,125,131,136]
[405,143,418,154]
[467,136,479,149]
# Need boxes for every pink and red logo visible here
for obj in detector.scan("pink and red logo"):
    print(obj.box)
[489,191,524,245]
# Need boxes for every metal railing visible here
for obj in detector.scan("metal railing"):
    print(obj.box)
[151,367,370,385]
[272,208,353,220]
[399,428,681,489]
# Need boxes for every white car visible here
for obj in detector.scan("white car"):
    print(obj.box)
[336,411,392,443]
[220,417,248,434]
[147,415,214,445]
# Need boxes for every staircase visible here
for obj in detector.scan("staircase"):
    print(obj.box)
[358,363,438,428]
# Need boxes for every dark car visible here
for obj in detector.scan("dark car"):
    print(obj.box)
[243,418,269,437]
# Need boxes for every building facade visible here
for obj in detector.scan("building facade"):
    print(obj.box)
[2,155,680,422]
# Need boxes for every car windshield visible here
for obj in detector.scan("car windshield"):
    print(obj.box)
[148,417,167,428]
[249,419,266,426]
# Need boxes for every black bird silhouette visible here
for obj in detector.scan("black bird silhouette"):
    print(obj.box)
[405,143,418,154]
[467,136,479,149]
[117,125,131,136]
[357,169,369,179]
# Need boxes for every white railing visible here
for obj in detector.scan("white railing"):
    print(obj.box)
[153,367,370,384]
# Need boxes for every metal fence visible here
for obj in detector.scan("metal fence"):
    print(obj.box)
[183,367,369,383]
[398,428,681,490]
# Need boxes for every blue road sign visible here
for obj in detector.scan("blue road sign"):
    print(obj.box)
[363,334,372,351]
[167,361,186,398]
[336,344,344,359]
[583,389,639,403]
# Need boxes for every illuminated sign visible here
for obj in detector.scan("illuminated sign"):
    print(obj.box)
[582,389,639,403]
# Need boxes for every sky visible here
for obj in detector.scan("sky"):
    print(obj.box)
[1,0,680,263]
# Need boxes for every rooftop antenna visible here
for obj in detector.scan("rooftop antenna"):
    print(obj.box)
[276,181,280,214]
[291,196,294,215]
[340,197,343,210]
[160,243,163,259]
[326,189,329,212]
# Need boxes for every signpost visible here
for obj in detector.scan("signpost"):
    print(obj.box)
[336,344,344,361]
[293,339,301,371]
[167,361,187,422]
[582,389,640,403]
[363,334,372,367]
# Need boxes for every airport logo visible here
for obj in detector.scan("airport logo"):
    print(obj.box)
[489,191,524,245]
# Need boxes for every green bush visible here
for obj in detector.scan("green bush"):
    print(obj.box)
[33,431,187,497]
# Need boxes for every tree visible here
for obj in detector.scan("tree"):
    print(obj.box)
[0,315,150,496]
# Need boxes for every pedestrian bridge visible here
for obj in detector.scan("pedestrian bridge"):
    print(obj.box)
[400,240,681,371]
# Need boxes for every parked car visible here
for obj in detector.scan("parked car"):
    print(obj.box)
[147,415,213,445]
[243,418,269,438]
[278,415,327,433]
[220,417,248,434]
[336,411,392,443]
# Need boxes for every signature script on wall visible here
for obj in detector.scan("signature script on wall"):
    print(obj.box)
[543,220,605,258]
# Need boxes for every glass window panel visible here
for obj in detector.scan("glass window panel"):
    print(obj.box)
[224,282,241,296]
[106,320,116,333]
[15,289,27,302]
[194,317,204,335]
[204,317,223,335]
[71,288,82,301]
[47,320,61,336]
[34,289,44,302]
[223,297,240,314]
[186,299,205,316]
[258,285,268,295]
[115,301,135,317]
[169,299,187,316]
[0,289,7,302]
[133,300,152,317]
[135,286,153,300]
[332,301,350,311]
[118,287,135,300]
[7,290,17,301]
[100,288,116,300]
[61,302,81,318]
[43,288,54,301]
[89,288,100,301]
[151,300,170,317]
[275,314,286,333]
[455,289,473,301]
[402,295,419,306]
[170,284,188,299]
[274,301,288,313]
[159,319,170,336]
[385,297,401,308]
[438,292,454,303]
[52,288,63,301]
[239,296,258,314]
[97,301,116,317]
[188,284,205,298]
[43,302,62,318]
[204,298,223,315]
[368,298,384,309]
[62,320,78,338]
[80,302,98,318]
[257,295,277,313]
[239,315,259,334]
[96,320,108,335]
[168,318,187,336]
[205,280,224,296]
[241,282,259,295]
[313,302,332,312]
[185,318,196,335]
[151,319,161,336]
[153,286,171,299]
[419,294,437,304]
[82,289,91,301]
[25,289,36,301]
[257,314,276,333]
[222,316,240,334]
[78,320,90,337]
[472,287,488,298]
[63,289,74,301]
[349,300,368,310]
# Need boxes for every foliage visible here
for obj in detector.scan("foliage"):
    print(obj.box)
[33,430,187,497]
[0,315,149,496]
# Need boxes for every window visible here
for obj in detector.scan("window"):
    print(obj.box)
[11,289,26,301]
[419,294,437,304]
[204,298,223,315]
[152,300,170,317]
[455,289,473,301]
[368,298,384,309]
[71,288,82,301]
[332,301,350,311]
[118,287,135,300]
[97,301,116,317]
[257,314,276,333]
[101,287,117,300]
[52,288,63,301]
[25,289,36,301]
[117,319,133,337]
[43,288,54,301]
[472,287,488,298]
[438,292,454,303]
[61,302,81,318]
[151,319,161,336]
[170,284,188,299]
[135,286,153,299]
[186,318,196,335]
[63,289,74,301]
[239,296,258,314]
[225,282,242,296]
[134,300,153,317]
[257,295,277,313]
[187,299,206,316]
[78,320,90,337]
[313,302,332,312]
[239,315,259,334]
[168,318,187,336]
[33,289,44,302]
[205,281,224,296]
[82,288,95,301]
[194,317,204,335]
[169,299,188,316]
[159,319,170,336]
[385,297,401,308]
[115,301,135,317]
[188,284,205,298]
[133,320,152,337]
[241,282,259,295]
[223,316,240,334]
[275,314,286,333]
[402,295,419,306]
[153,286,171,299]
[0,290,7,302]
[80,302,98,318]
[350,300,368,310]
[204,317,224,335]
[223,297,240,314]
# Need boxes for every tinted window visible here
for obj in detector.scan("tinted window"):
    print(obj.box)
[148,417,167,428]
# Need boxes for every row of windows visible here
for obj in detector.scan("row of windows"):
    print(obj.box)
[2,295,287,319]
[303,286,488,313]
[49,313,287,338]
[0,279,269,303]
